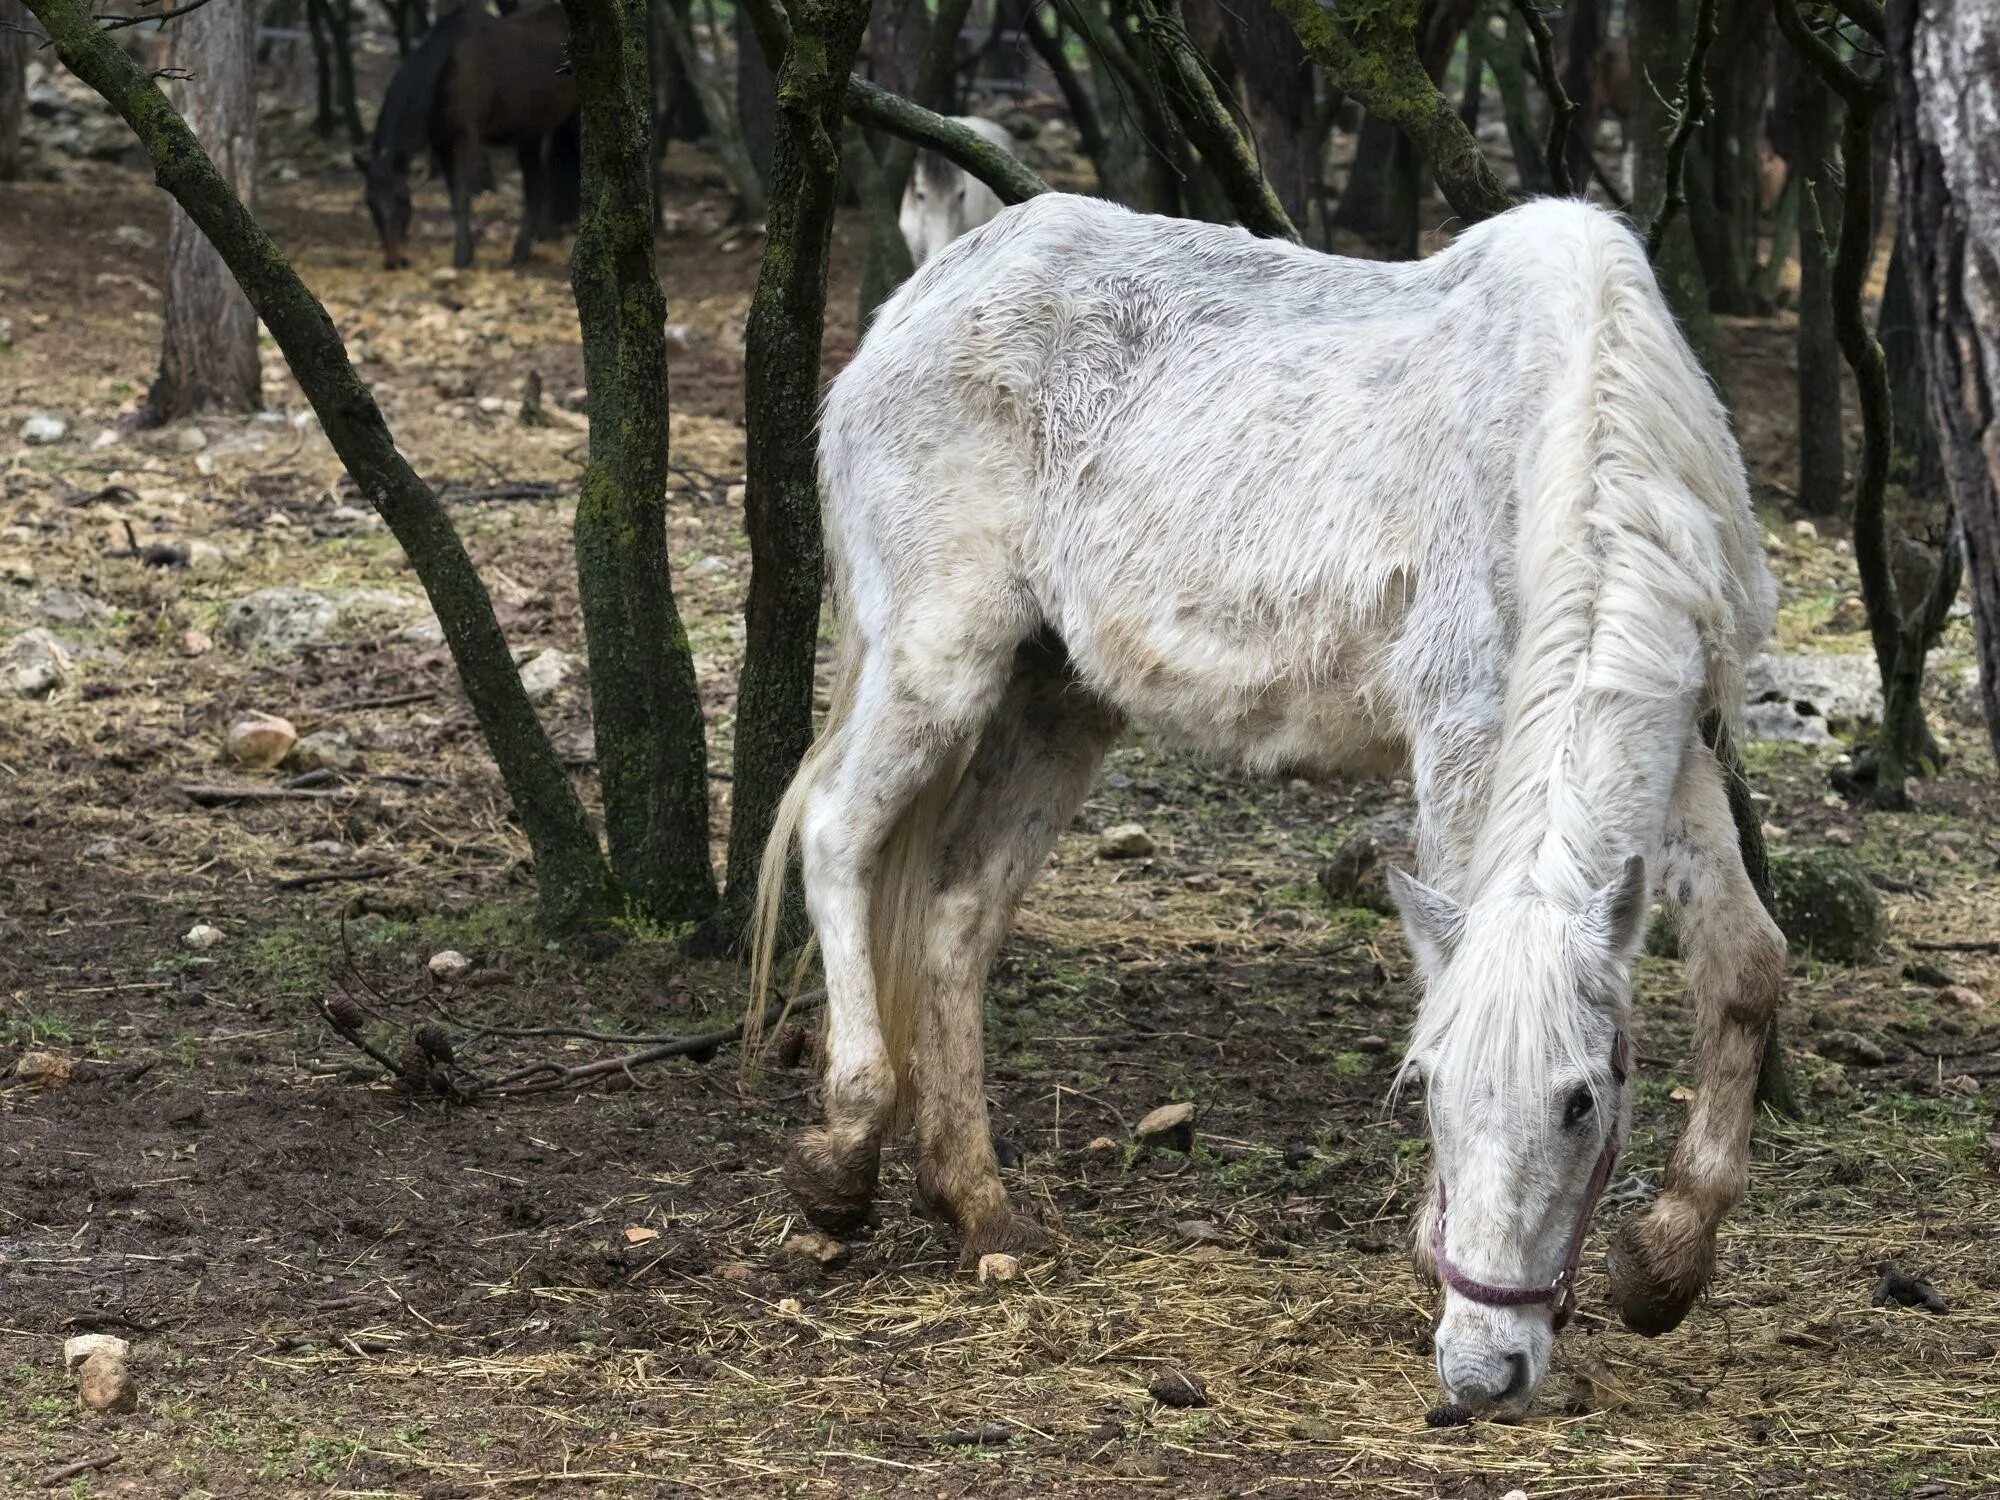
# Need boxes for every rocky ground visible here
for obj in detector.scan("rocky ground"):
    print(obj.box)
[2,69,1998,1500]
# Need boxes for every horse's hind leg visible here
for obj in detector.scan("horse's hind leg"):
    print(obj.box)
[911,635,1122,1261]
[510,141,545,267]
[1609,741,1786,1336]
[786,625,1023,1234]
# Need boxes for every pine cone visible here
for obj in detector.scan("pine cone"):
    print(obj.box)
[414,1025,455,1064]
[325,994,365,1032]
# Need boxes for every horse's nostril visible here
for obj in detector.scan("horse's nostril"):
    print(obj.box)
[1500,1351,1530,1402]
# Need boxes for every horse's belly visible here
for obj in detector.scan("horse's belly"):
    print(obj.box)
[1063,611,1409,779]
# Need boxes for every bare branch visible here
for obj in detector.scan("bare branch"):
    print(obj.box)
[1644,0,1717,259]
[1509,0,1576,197]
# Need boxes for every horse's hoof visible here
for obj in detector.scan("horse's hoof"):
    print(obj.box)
[1606,1217,1711,1337]
[782,1129,880,1236]
[960,1210,1054,1266]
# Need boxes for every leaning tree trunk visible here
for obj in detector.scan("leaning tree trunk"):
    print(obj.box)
[27,0,617,932]
[1890,0,2000,760]
[563,0,720,926]
[1,0,31,180]
[145,0,263,425]
[717,0,874,942]
[1774,45,1845,516]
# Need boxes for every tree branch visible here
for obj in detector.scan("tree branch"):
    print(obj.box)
[844,75,1050,204]
[1270,0,1512,225]
[1644,0,1717,259]
[1508,0,1575,197]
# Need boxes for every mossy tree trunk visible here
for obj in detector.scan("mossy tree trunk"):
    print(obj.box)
[1774,44,1846,516]
[716,0,875,943]
[26,0,616,932]
[563,0,721,926]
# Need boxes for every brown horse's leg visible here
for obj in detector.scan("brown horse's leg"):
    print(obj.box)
[1609,743,1786,1335]
[510,141,545,267]
[912,640,1121,1263]
[448,139,481,269]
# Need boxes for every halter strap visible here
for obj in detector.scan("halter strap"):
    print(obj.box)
[1429,1034,1629,1331]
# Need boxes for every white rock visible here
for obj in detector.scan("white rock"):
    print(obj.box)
[35,584,111,627]
[977,1252,1021,1284]
[78,1351,138,1412]
[289,729,359,773]
[109,223,155,251]
[63,1334,130,1371]
[518,647,573,701]
[428,949,473,981]
[225,711,298,768]
[173,425,207,454]
[184,923,225,949]
[3,627,73,697]
[217,587,340,652]
[19,412,68,444]
[1746,652,1882,732]
[477,395,507,414]
[1792,519,1818,539]
[1097,823,1156,860]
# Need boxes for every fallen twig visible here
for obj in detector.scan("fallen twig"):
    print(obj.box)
[1909,938,2000,954]
[274,866,396,892]
[39,1452,119,1488]
[181,783,353,806]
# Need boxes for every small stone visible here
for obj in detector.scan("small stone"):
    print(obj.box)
[1147,1369,1208,1408]
[1824,826,1852,846]
[1939,985,1987,1010]
[1793,519,1819,539]
[1670,1083,1697,1103]
[183,923,225,950]
[1289,1417,1340,1442]
[780,1230,848,1267]
[19,412,68,444]
[1086,1135,1118,1152]
[1818,1030,1889,1066]
[1942,1074,1981,1097]
[110,223,156,250]
[716,1261,753,1282]
[775,1296,804,1317]
[1501,1491,1530,1500]
[1097,823,1156,860]
[63,1334,130,1370]
[517,647,573,701]
[663,322,697,355]
[1175,1219,1229,1246]
[15,1050,73,1088]
[179,628,213,657]
[225,711,298,768]
[476,395,507,414]
[173,426,207,454]
[84,838,118,860]
[1133,1100,1196,1152]
[217,586,341,652]
[431,266,459,285]
[77,1351,138,1413]
[427,949,473,981]
[1354,1033,1390,1053]
[3,627,74,697]
[289,729,360,774]
[977,1252,1020,1284]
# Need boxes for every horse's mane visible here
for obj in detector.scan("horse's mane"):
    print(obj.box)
[368,5,479,164]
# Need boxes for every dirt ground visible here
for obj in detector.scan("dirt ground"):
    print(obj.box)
[2,111,1998,1499]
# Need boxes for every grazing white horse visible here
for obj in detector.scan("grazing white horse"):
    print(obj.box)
[898,116,1016,267]
[754,194,1785,1416]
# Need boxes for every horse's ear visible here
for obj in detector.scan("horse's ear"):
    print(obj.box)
[1583,854,1648,956]
[351,149,370,173]
[1387,867,1465,974]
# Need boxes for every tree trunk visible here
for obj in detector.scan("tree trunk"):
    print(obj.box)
[1491,4,1552,196]
[0,0,31,181]
[1889,0,2000,761]
[1686,1,1767,316]
[1774,46,1844,515]
[25,0,616,932]
[145,0,263,426]
[657,0,766,215]
[1629,0,1715,372]
[736,4,777,196]
[304,0,337,138]
[1218,0,1318,231]
[718,0,874,941]
[1557,0,1601,191]
[563,0,720,926]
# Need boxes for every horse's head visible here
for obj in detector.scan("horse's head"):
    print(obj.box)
[354,148,413,270]
[1390,856,1647,1416]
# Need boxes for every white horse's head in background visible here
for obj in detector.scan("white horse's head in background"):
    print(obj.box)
[1393,857,1649,1415]
[898,116,1016,269]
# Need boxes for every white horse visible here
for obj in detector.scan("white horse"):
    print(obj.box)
[754,193,1785,1416]
[898,116,1016,268]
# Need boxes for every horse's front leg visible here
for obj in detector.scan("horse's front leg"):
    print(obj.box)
[1609,743,1786,1335]
[510,141,546,267]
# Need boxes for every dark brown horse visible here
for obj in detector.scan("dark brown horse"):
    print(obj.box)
[355,3,578,270]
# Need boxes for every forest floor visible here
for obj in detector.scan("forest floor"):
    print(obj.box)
[2,127,1998,1500]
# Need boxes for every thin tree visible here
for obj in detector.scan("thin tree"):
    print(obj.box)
[1,0,31,180]
[144,0,262,425]
[1773,40,1845,516]
[1888,0,2000,760]
[563,0,721,925]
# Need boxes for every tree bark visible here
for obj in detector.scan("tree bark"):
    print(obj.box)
[0,0,31,181]
[1889,0,2000,761]
[1630,0,1715,371]
[25,0,616,932]
[718,0,874,941]
[736,3,777,196]
[843,74,1047,203]
[563,0,720,926]
[1774,43,1845,516]
[145,0,263,425]
[1217,0,1319,230]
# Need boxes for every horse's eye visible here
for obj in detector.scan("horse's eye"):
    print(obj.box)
[1562,1086,1595,1129]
